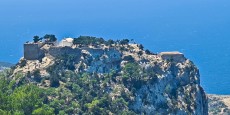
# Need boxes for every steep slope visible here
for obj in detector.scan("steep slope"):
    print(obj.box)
[6,37,208,114]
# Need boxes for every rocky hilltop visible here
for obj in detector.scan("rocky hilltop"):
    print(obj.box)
[1,35,208,114]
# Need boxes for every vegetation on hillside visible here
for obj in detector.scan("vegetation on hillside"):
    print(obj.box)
[1,36,183,114]
[0,70,53,115]
[73,36,131,47]
[32,34,57,43]
[0,51,159,114]
[0,35,210,114]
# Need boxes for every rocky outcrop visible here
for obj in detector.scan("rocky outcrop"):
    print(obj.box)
[130,57,208,114]
[14,42,208,114]
[81,47,122,73]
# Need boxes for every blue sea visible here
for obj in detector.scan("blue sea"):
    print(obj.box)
[0,0,229,94]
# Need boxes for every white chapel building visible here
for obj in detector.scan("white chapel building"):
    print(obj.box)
[59,38,74,47]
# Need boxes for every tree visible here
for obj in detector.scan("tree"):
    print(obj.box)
[145,49,151,55]
[10,85,45,114]
[33,69,42,82]
[130,39,134,43]
[43,34,57,42]
[137,51,143,56]
[107,39,115,46]
[19,59,27,67]
[32,104,54,115]
[49,72,60,87]
[73,36,106,46]
[123,55,135,62]
[33,36,40,43]
[138,44,144,50]
[123,62,141,78]
[120,39,129,45]
[122,62,143,89]
[110,98,128,113]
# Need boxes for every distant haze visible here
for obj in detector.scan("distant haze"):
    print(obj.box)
[0,0,230,94]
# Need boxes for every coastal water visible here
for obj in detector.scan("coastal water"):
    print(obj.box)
[0,0,230,94]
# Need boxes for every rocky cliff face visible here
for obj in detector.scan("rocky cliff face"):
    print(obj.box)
[13,41,208,114]
[131,60,208,114]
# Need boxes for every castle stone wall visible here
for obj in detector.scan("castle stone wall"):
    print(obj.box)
[159,52,186,62]
[24,43,45,60]
[48,46,81,57]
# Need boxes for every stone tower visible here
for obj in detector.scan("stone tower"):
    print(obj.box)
[24,42,45,60]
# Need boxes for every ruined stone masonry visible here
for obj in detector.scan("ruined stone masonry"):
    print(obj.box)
[24,42,45,60]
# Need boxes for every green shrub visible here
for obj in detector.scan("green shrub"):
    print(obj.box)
[19,59,27,68]
[123,55,135,62]
[43,34,57,42]
[73,36,105,46]
[33,69,42,82]
[120,39,129,45]
[138,44,144,50]
[32,105,54,115]
[145,49,152,55]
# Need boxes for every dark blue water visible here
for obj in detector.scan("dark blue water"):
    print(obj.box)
[0,0,230,94]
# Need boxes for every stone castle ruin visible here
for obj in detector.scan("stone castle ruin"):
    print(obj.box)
[24,42,45,60]
[159,51,186,62]
[24,38,74,60]
[24,37,186,64]
[23,36,187,74]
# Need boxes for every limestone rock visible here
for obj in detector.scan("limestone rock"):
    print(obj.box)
[15,42,208,114]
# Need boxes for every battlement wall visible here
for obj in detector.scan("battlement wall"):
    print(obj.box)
[48,46,81,57]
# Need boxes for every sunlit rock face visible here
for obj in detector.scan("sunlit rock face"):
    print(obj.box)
[82,48,122,73]
[130,59,208,115]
